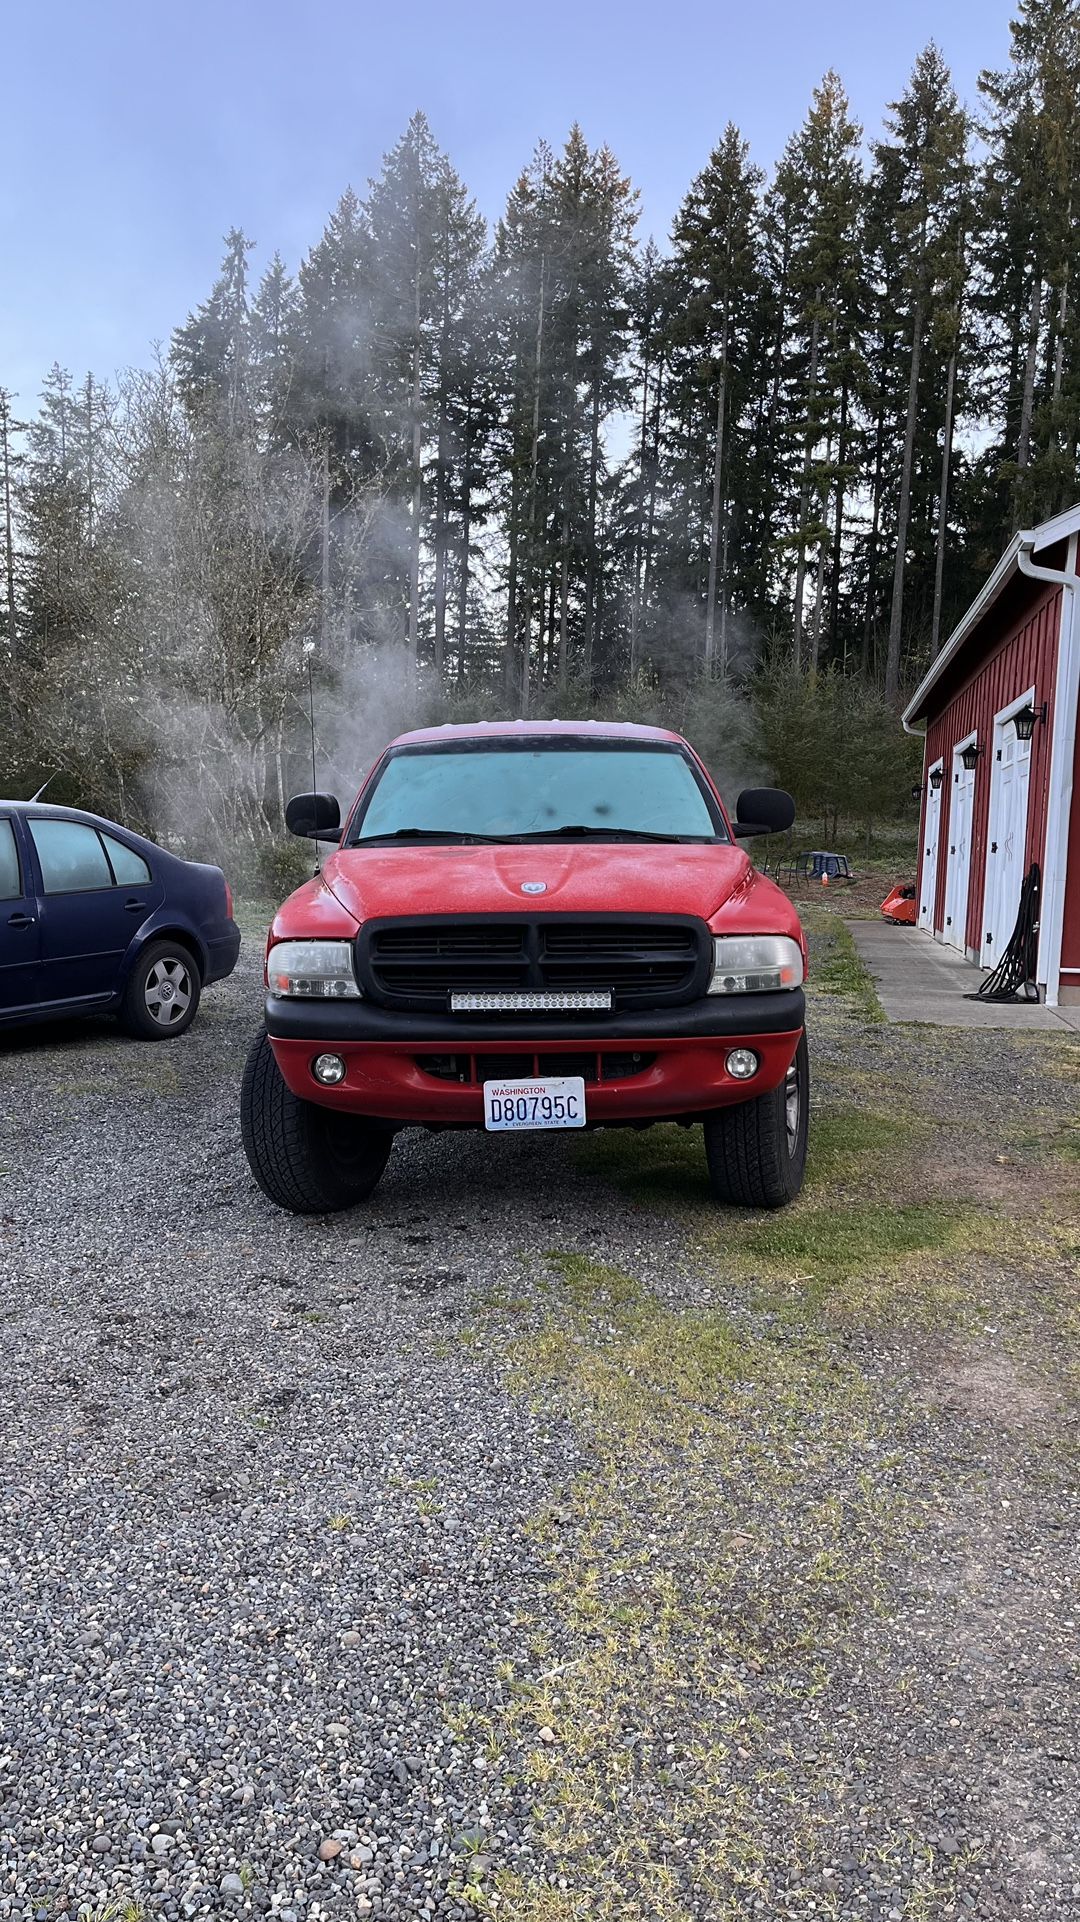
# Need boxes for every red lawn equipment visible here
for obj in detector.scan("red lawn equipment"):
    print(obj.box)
[880,884,917,925]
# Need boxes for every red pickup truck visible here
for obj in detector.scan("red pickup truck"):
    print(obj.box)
[240,722,807,1215]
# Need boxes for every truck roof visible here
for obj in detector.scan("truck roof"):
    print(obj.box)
[389,719,685,747]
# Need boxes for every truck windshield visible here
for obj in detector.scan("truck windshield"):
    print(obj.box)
[349,739,728,845]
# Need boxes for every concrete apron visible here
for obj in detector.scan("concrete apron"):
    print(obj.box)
[846,922,1080,1033]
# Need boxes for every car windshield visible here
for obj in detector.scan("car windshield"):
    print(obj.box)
[348,739,728,844]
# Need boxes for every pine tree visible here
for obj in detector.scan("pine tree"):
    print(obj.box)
[873,46,970,700]
[661,125,764,675]
[172,229,255,431]
[978,0,1080,535]
[768,74,865,673]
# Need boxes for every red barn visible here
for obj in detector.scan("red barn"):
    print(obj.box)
[902,503,1080,1009]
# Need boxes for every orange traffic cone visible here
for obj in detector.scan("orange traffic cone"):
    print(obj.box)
[821,871,830,887]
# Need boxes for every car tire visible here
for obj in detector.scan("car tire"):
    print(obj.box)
[240,1027,394,1215]
[120,939,202,1040]
[703,1032,809,1209]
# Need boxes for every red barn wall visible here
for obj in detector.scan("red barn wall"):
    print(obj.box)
[923,585,1061,955]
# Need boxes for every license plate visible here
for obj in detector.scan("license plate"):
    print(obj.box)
[483,1075,587,1132]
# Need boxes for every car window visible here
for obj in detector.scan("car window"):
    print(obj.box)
[0,819,21,900]
[29,819,114,893]
[101,833,151,886]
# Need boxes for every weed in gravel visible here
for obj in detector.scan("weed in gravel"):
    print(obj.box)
[327,1512,353,1532]
[76,1902,148,1922]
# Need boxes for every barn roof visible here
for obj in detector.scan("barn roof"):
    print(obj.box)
[902,500,1080,730]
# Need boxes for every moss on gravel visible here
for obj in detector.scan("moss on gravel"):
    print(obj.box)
[454,1253,919,1920]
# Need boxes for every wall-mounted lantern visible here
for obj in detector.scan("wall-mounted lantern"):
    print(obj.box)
[929,767,944,791]
[1012,701,1047,742]
[911,783,924,801]
[960,742,982,772]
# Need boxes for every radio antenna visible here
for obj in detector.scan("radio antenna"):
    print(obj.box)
[306,647,318,799]
[305,643,321,869]
[30,773,56,802]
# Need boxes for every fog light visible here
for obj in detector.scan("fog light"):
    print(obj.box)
[726,1048,759,1080]
[313,1052,346,1086]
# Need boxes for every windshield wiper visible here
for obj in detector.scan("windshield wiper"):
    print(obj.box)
[506,824,690,843]
[355,827,506,845]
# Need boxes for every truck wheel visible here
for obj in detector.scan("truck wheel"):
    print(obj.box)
[120,939,201,1040]
[240,1029,393,1215]
[703,1033,809,1209]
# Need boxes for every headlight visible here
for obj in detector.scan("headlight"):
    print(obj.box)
[708,935,803,994]
[266,940,361,998]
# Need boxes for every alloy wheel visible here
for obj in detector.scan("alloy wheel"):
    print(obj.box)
[144,956,192,1027]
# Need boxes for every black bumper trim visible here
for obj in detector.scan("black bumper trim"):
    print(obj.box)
[264,987,805,1045]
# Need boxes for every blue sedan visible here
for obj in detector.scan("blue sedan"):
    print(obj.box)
[0,802,240,1039]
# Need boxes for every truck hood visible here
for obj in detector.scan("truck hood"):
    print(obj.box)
[321,840,755,925]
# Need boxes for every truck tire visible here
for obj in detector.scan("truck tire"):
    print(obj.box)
[120,939,201,1040]
[240,1028,393,1214]
[703,1032,809,1209]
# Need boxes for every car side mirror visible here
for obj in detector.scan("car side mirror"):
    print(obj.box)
[732,788,796,838]
[285,791,342,841]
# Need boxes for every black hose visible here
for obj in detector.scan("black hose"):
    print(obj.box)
[968,862,1041,1002]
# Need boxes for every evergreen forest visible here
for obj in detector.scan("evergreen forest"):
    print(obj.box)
[2,0,1078,867]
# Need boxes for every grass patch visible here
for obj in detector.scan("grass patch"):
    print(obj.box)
[543,1249,647,1308]
[462,1257,920,1920]
[806,915,885,1023]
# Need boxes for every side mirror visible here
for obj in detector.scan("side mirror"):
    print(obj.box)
[732,788,795,838]
[285,791,342,841]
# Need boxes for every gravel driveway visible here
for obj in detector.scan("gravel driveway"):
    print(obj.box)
[1,912,1077,1922]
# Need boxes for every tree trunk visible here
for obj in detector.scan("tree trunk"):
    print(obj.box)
[320,433,331,650]
[1015,273,1043,502]
[642,346,664,609]
[520,248,548,715]
[457,398,473,686]
[703,335,728,676]
[408,330,422,667]
[582,372,602,681]
[792,313,821,666]
[630,324,652,678]
[433,216,452,679]
[558,499,571,694]
[829,378,849,662]
[810,542,827,674]
[84,373,95,548]
[718,516,731,673]
[407,180,424,667]
[862,347,891,678]
[885,294,924,704]
[0,400,17,659]
[931,337,958,659]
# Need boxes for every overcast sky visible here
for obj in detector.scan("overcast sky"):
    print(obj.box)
[2,0,1017,408]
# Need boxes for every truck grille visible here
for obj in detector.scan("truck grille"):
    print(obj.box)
[359,916,709,1012]
[416,1051,657,1084]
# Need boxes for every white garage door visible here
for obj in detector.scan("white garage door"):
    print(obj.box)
[919,763,943,933]
[981,701,1033,967]
[943,746,976,953]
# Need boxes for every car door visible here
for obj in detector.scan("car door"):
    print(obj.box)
[0,813,43,1013]
[27,816,164,1006]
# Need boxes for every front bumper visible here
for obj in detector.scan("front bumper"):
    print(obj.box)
[265,988,804,1127]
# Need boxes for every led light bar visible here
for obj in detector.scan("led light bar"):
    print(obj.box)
[450,990,613,1013]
